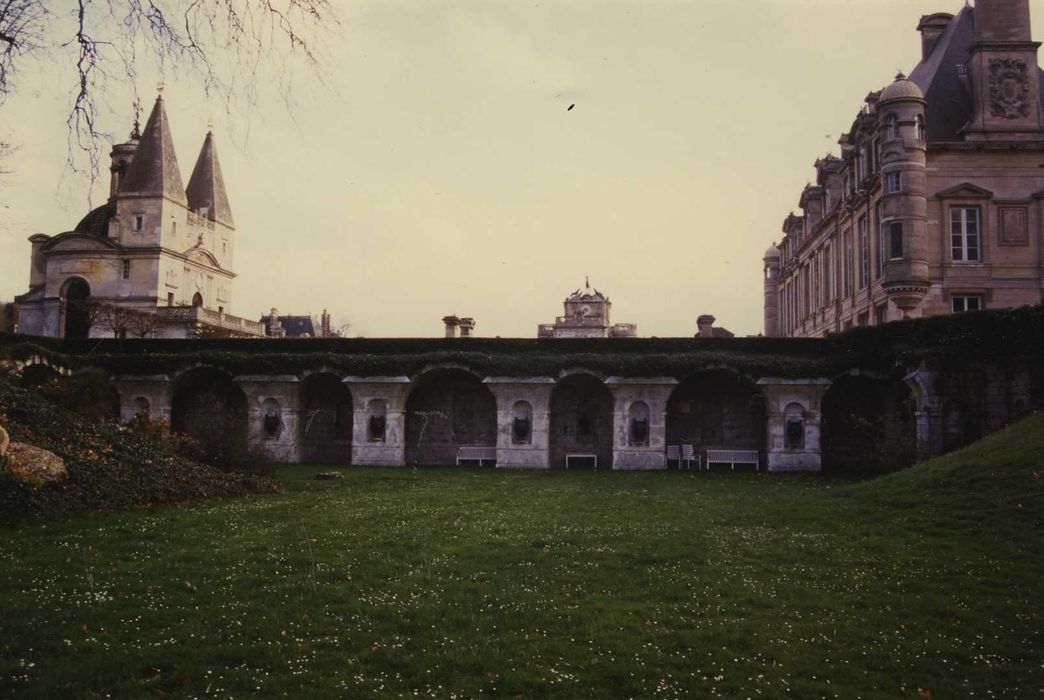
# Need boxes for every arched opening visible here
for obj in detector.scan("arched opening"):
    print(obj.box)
[784,402,806,449]
[941,398,984,453]
[666,371,766,470]
[133,396,151,418]
[405,369,496,466]
[62,278,92,339]
[549,373,613,469]
[191,292,203,308]
[299,373,353,463]
[628,401,650,447]
[170,367,248,467]
[821,374,915,473]
[19,363,63,390]
[512,400,533,445]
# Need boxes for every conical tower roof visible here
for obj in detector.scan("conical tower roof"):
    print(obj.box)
[119,95,186,203]
[186,131,234,227]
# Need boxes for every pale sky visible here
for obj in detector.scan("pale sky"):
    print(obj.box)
[3,0,1043,338]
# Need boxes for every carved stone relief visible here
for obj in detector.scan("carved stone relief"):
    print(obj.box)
[988,58,1030,119]
[999,207,1029,246]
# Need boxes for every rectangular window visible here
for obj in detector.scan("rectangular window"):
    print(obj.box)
[951,295,983,313]
[951,207,981,262]
[132,214,144,232]
[858,216,869,289]
[121,260,130,280]
[886,172,902,194]
[857,312,869,327]
[889,222,904,259]
[875,303,888,325]
[167,292,174,306]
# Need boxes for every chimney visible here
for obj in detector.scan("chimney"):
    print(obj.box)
[917,13,952,61]
[321,309,331,337]
[696,314,715,338]
[443,315,460,338]
[27,234,49,288]
[459,318,475,337]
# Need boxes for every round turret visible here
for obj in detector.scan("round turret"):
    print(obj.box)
[763,243,781,260]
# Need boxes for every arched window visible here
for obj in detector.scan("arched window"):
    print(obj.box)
[885,115,898,141]
[191,292,203,307]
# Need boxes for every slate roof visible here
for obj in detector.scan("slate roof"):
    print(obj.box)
[118,96,187,203]
[186,131,234,227]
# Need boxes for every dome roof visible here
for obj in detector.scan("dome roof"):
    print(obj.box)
[74,202,115,237]
[879,72,924,102]
[763,243,781,259]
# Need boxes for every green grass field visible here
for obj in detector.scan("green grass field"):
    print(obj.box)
[2,413,1043,699]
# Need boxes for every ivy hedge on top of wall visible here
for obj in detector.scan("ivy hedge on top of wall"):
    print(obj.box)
[1,304,1042,380]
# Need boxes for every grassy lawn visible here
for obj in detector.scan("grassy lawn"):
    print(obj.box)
[2,417,1043,699]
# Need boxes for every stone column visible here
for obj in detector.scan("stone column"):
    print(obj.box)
[904,367,940,460]
[112,374,172,425]
[756,378,830,472]
[236,375,301,463]
[483,377,555,469]
[605,377,678,470]
[344,376,412,466]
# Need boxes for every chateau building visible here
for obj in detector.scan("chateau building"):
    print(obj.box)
[764,0,1044,337]
[538,281,637,338]
[15,95,262,338]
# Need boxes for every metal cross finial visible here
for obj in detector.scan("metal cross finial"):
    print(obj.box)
[156,82,165,97]
[206,114,215,131]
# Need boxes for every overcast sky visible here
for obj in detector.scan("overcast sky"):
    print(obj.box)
[3,0,1042,338]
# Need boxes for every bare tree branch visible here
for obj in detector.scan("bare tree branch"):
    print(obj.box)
[0,0,336,187]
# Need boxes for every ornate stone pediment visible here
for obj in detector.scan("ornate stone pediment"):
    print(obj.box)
[934,183,994,199]
[183,245,221,269]
[42,233,119,253]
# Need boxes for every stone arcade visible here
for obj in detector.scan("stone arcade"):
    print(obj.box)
[5,326,1026,473]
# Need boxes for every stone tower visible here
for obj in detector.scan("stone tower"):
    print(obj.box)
[878,73,930,317]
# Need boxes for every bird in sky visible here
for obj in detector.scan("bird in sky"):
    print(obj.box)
[567,104,575,111]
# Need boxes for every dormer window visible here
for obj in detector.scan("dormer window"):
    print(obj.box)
[132,214,144,232]
[886,115,899,140]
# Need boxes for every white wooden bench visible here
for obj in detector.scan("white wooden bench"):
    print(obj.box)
[456,446,497,466]
[704,449,759,471]
[565,453,598,469]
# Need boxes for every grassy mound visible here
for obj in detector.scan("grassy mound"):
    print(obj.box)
[0,375,276,523]
[846,409,1044,532]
